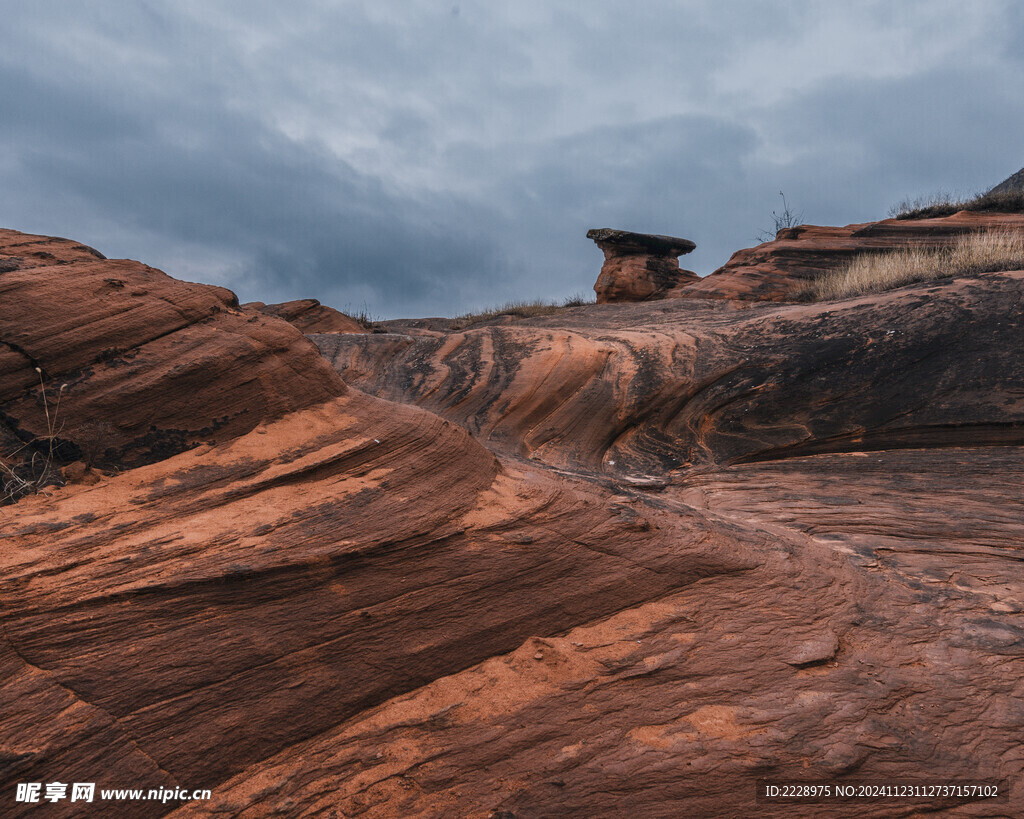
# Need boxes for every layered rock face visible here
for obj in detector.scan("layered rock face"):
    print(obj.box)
[0,229,344,476]
[676,211,1024,301]
[243,298,363,334]
[3,223,1024,817]
[318,269,1024,475]
[307,246,1024,815]
[588,228,698,303]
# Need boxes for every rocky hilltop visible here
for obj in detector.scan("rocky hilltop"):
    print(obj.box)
[2,215,1023,817]
[680,211,1024,302]
[989,166,1024,195]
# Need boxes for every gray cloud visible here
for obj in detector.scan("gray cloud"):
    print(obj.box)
[1,1,1022,317]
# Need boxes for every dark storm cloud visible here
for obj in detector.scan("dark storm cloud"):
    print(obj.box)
[745,62,1024,229]
[1,1,1022,317]
[0,3,508,316]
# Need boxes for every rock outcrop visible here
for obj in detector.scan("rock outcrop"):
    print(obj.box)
[3,224,1024,817]
[244,298,363,334]
[316,267,1024,476]
[989,166,1024,195]
[0,229,344,478]
[674,211,1024,302]
[587,228,697,303]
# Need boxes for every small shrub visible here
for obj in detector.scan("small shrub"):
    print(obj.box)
[887,190,964,219]
[343,302,379,330]
[561,292,592,308]
[1,369,67,504]
[757,191,803,242]
[802,229,1024,301]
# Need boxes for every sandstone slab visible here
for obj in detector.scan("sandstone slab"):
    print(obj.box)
[3,225,1024,817]
[0,229,344,481]
[244,298,364,334]
[673,211,1024,302]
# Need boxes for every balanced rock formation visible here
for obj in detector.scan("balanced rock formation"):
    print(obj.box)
[244,298,363,334]
[587,228,697,303]
[672,211,1024,302]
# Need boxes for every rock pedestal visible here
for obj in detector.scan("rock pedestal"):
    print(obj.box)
[587,228,697,303]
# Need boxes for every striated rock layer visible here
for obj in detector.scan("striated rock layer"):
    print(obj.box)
[316,270,1024,476]
[2,224,1024,817]
[676,211,1024,301]
[243,298,364,334]
[0,229,344,474]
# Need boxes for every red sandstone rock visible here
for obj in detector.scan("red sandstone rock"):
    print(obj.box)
[1,381,751,817]
[318,269,1024,475]
[173,444,1024,819]
[2,225,1024,817]
[674,211,1024,301]
[244,298,364,334]
[587,228,698,302]
[0,229,344,477]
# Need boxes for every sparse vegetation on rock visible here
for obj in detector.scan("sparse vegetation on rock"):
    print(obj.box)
[451,293,594,329]
[803,229,1024,300]
[0,369,66,504]
[889,188,1024,220]
[890,167,1024,219]
[756,190,803,242]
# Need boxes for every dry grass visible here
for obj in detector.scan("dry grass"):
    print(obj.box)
[451,293,592,329]
[890,189,1024,219]
[804,229,1024,301]
[340,302,380,330]
[1,369,67,504]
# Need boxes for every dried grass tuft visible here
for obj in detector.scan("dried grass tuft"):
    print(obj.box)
[451,293,593,329]
[803,230,1024,301]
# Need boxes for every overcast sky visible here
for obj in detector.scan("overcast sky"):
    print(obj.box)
[2,1,1023,318]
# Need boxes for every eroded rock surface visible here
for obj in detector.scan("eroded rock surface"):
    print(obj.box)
[2,226,1023,817]
[588,228,698,303]
[316,269,1024,475]
[0,229,344,475]
[676,211,1024,301]
[1,374,751,818]
[244,298,363,334]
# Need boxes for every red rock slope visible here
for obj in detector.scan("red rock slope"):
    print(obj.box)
[2,225,1023,817]
[318,269,1024,475]
[673,211,1024,301]
[243,298,363,334]
[0,229,344,473]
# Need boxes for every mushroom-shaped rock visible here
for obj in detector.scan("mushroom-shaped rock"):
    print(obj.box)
[587,228,698,303]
